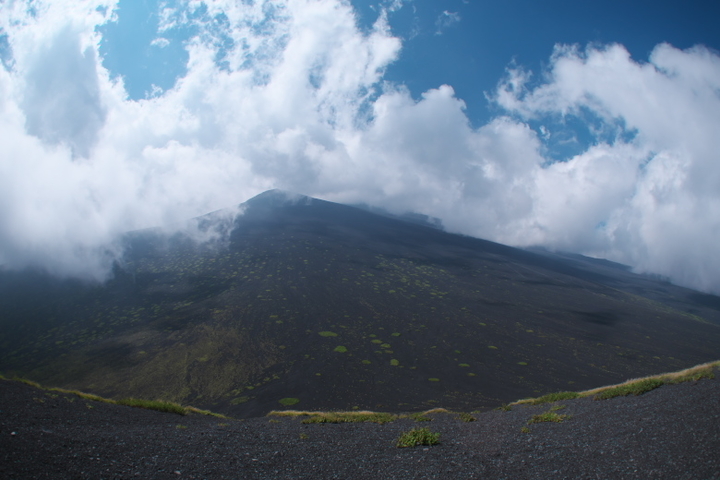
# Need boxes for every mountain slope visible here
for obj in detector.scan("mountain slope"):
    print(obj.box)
[1,190,719,416]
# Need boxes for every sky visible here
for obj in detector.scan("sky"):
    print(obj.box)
[1,0,720,294]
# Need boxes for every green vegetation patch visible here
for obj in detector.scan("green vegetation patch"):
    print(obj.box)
[116,398,187,415]
[278,397,300,406]
[396,427,441,448]
[456,412,476,422]
[406,412,432,422]
[318,331,338,337]
[333,345,348,353]
[594,378,664,400]
[528,405,569,424]
[428,378,440,382]
[523,391,580,405]
[302,411,397,424]
[390,359,400,366]
[665,364,716,383]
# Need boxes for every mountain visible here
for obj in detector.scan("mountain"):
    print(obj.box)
[1,190,719,417]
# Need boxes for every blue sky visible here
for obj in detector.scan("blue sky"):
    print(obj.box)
[100,0,720,121]
[97,0,720,159]
[2,0,720,294]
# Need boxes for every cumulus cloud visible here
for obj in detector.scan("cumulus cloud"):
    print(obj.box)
[493,43,720,293]
[0,1,719,295]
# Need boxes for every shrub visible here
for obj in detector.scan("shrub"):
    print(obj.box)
[396,427,441,448]
[278,397,300,406]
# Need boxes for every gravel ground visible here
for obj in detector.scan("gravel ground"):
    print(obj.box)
[1,376,719,479]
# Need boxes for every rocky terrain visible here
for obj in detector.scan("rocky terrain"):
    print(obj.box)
[2,369,719,480]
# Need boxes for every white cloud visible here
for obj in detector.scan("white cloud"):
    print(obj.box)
[493,43,720,293]
[1,1,720,295]
[435,10,460,35]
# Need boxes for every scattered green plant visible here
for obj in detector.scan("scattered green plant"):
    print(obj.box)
[333,345,348,353]
[278,397,300,407]
[318,331,338,337]
[396,427,441,448]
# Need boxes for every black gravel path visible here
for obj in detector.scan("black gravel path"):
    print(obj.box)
[1,376,719,479]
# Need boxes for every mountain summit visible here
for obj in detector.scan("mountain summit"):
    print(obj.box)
[1,191,719,417]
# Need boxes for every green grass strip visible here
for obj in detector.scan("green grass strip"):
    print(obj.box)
[524,391,580,405]
[594,378,665,400]
[116,398,188,415]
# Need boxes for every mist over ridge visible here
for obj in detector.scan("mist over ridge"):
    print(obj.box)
[0,1,719,294]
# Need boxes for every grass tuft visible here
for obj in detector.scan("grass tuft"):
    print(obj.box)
[664,363,716,383]
[1,374,229,418]
[518,391,580,406]
[302,411,397,424]
[185,406,230,419]
[593,378,664,400]
[406,412,432,422]
[396,427,441,448]
[528,405,569,424]
[12,376,42,388]
[456,412,476,422]
[116,398,187,415]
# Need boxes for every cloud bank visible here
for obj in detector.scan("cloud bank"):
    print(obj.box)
[1,1,720,294]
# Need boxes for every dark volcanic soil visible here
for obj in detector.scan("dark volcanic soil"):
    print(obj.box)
[1,376,719,479]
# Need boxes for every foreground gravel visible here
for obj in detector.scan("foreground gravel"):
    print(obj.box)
[1,376,719,479]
